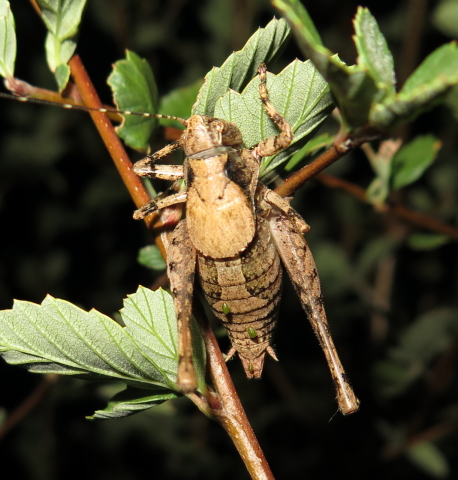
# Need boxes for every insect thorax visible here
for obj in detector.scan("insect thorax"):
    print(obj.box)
[181,115,244,156]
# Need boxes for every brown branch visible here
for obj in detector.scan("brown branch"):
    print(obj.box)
[67,55,167,258]
[274,145,345,197]
[408,420,458,449]
[150,271,170,291]
[68,55,147,210]
[382,419,458,460]
[29,0,41,16]
[191,301,275,480]
[317,173,458,241]
[0,374,58,441]
[274,125,382,198]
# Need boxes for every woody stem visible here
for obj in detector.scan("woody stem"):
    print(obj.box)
[68,54,166,258]
[191,301,276,480]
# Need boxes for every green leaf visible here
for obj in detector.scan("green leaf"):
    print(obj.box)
[214,59,333,176]
[433,0,458,38]
[54,63,70,91]
[371,43,458,129]
[365,140,402,206]
[355,236,400,278]
[159,79,203,129]
[392,135,441,189]
[353,7,396,99]
[121,287,207,390]
[407,442,450,478]
[0,287,206,393]
[37,0,87,38]
[138,245,166,271]
[272,0,379,130]
[407,233,450,251]
[373,359,419,398]
[192,18,290,116]
[275,1,458,132]
[108,50,159,151]
[391,308,458,365]
[0,0,16,79]
[366,177,390,207]
[89,386,178,419]
[402,42,458,95]
[271,0,323,47]
[363,139,401,206]
[313,242,353,297]
[37,0,88,90]
[284,133,333,171]
[375,308,458,398]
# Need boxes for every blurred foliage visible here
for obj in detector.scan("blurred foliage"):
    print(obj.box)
[0,1,458,479]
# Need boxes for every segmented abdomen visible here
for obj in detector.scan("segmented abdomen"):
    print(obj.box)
[197,217,282,377]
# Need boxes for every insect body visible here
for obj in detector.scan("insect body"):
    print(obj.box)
[133,64,360,414]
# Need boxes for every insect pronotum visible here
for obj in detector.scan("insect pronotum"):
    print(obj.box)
[1,64,359,415]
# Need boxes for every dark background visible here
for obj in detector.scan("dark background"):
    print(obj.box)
[0,0,457,479]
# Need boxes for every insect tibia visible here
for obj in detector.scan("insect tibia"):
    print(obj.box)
[133,143,184,176]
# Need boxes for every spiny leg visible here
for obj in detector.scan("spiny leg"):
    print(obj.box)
[268,213,360,415]
[133,142,186,218]
[134,162,184,181]
[167,220,198,393]
[133,191,187,220]
[134,140,181,171]
[254,63,293,159]
[133,140,184,179]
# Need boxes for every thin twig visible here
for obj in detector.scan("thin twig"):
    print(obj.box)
[274,125,382,198]
[191,301,276,480]
[67,55,167,259]
[29,0,41,16]
[408,420,458,449]
[150,271,170,291]
[317,173,458,241]
[381,419,458,460]
[274,145,345,198]
[0,374,58,440]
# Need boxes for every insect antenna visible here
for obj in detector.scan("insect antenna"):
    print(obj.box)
[0,91,188,125]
